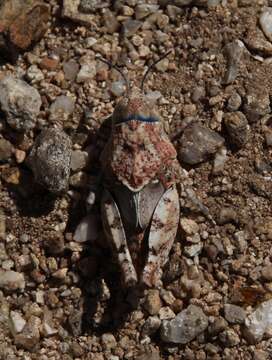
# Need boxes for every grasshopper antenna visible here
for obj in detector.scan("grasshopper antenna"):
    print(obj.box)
[140,50,172,92]
[97,57,130,96]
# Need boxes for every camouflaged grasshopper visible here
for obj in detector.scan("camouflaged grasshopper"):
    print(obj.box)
[97,53,181,288]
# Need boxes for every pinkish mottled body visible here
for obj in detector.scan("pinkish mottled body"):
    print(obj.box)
[100,87,181,288]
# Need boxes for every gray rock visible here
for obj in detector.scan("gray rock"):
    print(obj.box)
[261,264,272,281]
[223,40,244,84]
[245,27,272,56]
[227,92,242,111]
[0,76,41,131]
[63,60,80,81]
[219,329,240,347]
[0,138,13,162]
[0,270,25,291]
[223,112,249,148]
[122,20,142,38]
[9,311,26,334]
[244,91,271,123]
[208,316,228,336]
[135,4,159,20]
[79,0,110,13]
[224,304,246,324]
[110,81,126,97]
[68,309,83,336]
[14,316,41,350]
[260,7,272,42]
[76,62,96,83]
[244,300,272,344]
[142,316,161,336]
[160,305,208,344]
[179,123,224,165]
[49,95,75,122]
[28,128,72,193]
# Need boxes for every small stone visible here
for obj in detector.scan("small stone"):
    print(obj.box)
[70,150,88,171]
[76,62,96,83]
[261,265,272,281]
[69,171,89,188]
[208,316,228,336]
[223,111,249,148]
[0,138,13,162]
[0,209,6,239]
[244,299,272,344]
[10,311,26,334]
[191,86,206,103]
[155,57,169,72]
[135,4,159,20]
[160,305,208,344]
[159,307,176,320]
[101,333,117,351]
[184,243,203,257]
[49,95,75,121]
[244,91,271,123]
[15,149,26,164]
[227,92,242,111]
[73,214,99,243]
[260,8,272,42]
[122,20,142,37]
[253,350,268,360]
[26,65,45,83]
[217,207,237,225]
[85,37,97,48]
[68,309,83,336]
[44,233,65,255]
[0,76,41,132]
[103,9,119,33]
[0,270,25,291]
[245,27,272,56]
[179,123,224,165]
[144,290,162,315]
[142,316,161,336]
[223,40,244,84]
[110,81,126,97]
[15,316,41,350]
[219,329,240,347]
[63,60,80,81]
[79,0,110,13]
[40,57,59,71]
[213,147,228,174]
[224,304,246,324]
[28,128,72,193]
[180,218,199,235]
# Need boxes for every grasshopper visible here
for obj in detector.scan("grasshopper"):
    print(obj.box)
[96,52,182,288]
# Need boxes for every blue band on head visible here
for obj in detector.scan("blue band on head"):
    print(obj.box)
[116,114,159,125]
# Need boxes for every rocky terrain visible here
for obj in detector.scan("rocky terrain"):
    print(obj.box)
[0,0,272,359]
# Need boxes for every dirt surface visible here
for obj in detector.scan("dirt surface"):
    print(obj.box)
[0,0,272,359]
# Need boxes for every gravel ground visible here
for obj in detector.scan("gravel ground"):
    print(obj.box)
[1,0,272,359]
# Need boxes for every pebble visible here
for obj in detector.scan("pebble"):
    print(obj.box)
[0,76,42,131]
[135,4,159,20]
[184,243,203,257]
[76,62,97,83]
[103,9,120,33]
[101,333,117,351]
[63,60,80,81]
[0,138,13,162]
[208,316,228,336]
[144,290,162,315]
[227,92,242,112]
[110,81,126,97]
[9,311,26,334]
[49,95,75,122]
[160,305,208,344]
[26,65,45,83]
[0,270,25,291]
[68,309,83,336]
[179,123,224,165]
[217,207,237,225]
[213,147,228,174]
[14,316,41,350]
[44,233,65,255]
[261,264,272,281]
[142,316,161,336]
[70,150,89,171]
[159,307,176,320]
[180,218,199,235]
[73,213,99,243]
[122,20,142,37]
[223,40,244,84]
[28,128,72,193]
[219,329,240,347]
[245,27,272,56]
[223,111,249,148]
[40,57,59,71]
[244,91,271,123]
[244,299,272,344]
[259,7,272,42]
[224,304,246,324]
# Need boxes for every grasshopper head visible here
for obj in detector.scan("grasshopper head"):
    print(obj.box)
[112,87,161,125]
